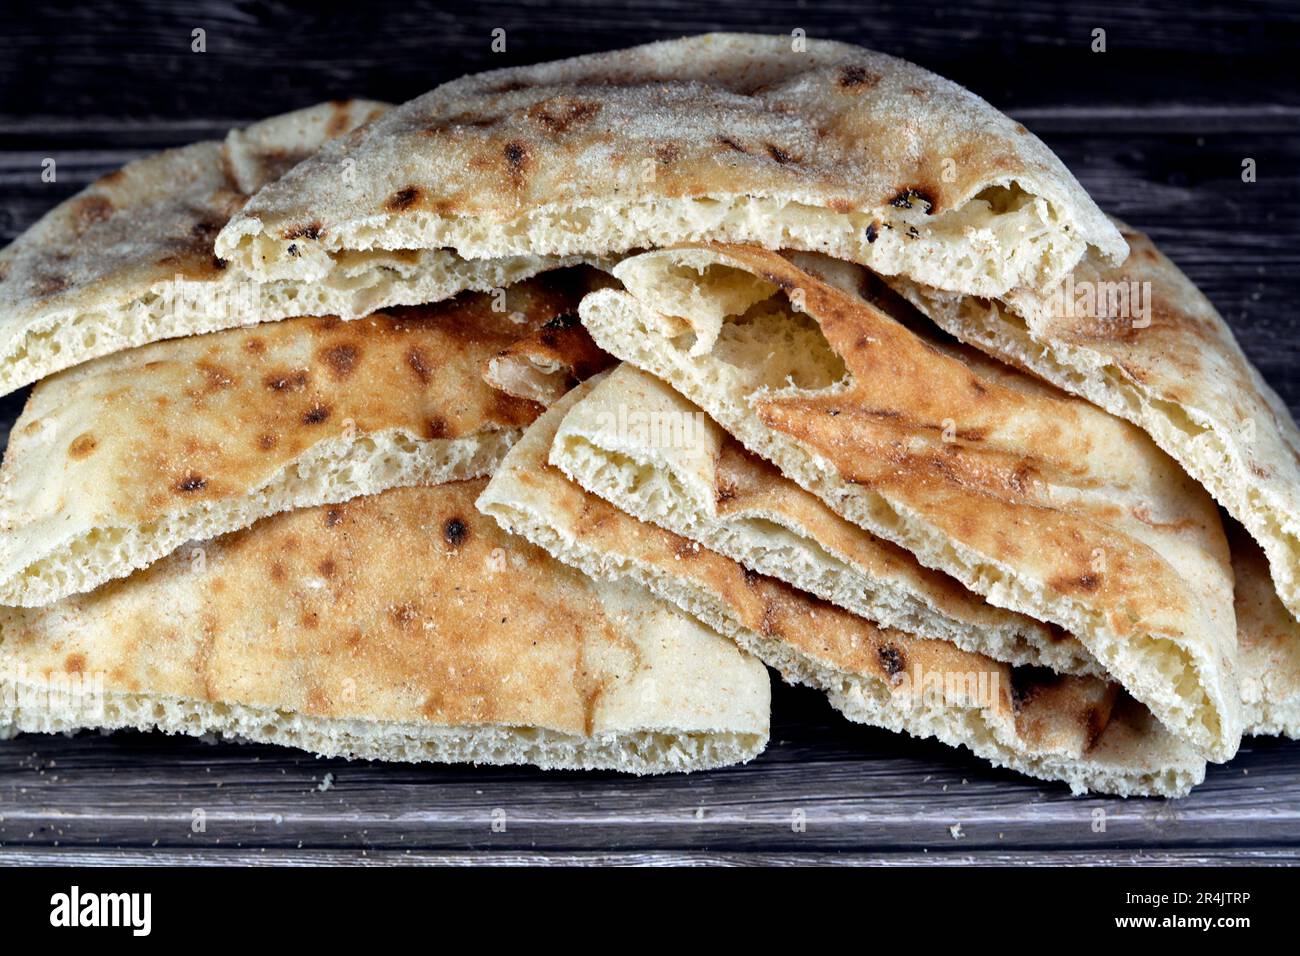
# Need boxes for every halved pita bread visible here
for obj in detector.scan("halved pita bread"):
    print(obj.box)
[216,33,1124,306]
[0,482,769,773]
[481,274,619,404]
[1232,521,1300,737]
[0,272,596,608]
[477,381,1206,796]
[551,363,1099,676]
[893,222,1300,625]
[0,100,566,396]
[580,244,1241,762]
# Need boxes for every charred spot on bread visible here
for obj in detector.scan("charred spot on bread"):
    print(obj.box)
[301,403,332,425]
[765,143,798,165]
[264,370,309,392]
[281,221,322,241]
[528,97,602,134]
[503,141,531,183]
[384,185,422,212]
[442,517,469,548]
[321,343,360,379]
[407,346,433,384]
[176,474,207,493]
[878,644,906,679]
[837,65,881,89]
[889,187,936,214]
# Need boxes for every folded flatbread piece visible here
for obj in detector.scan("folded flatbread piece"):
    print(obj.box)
[0,482,770,772]
[482,277,619,404]
[478,380,1206,796]
[1232,522,1300,737]
[894,221,1300,625]
[0,100,566,396]
[551,363,1098,675]
[580,244,1241,761]
[217,33,1124,305]
[0,271,598,607]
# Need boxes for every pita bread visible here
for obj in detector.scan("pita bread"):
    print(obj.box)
[580,243,1241,762]
[477,381,1206,796]
[893,221,1300,625]
[481,271,619,404]
[551,363,1100,675]
[1231,522,1300,737]
[0,482,770,773]
[216,33,1124,307]
[0,272,599,608]
[0,100,567,396]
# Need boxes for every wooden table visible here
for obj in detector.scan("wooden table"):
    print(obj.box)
[1,0,1297,865]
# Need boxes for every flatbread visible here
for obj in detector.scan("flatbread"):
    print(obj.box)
[1232,521,1300,737]
[551,363,1099,675]
[0,482,769,773]
[893,221,1300,624]
[580,243,1241,762]
[216,33,1124,307]
[477,381,1206,796]
[481,270,619,404]
[0,271,597,608]
[0,100,566,396]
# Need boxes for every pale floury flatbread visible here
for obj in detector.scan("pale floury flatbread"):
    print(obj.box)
[477,381,1206,796]
[0,271,600,608]
[893,221,1300,626]
[1231,522,1300,737]
[0,482,770,773]
[216,34,1125,306]
[550,363,1099,675]
[579,244,1241,762]
[0,100,567,396]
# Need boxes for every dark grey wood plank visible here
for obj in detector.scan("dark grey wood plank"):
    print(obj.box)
[2,683,1298,856]
[2,0,1298,121]
[4,848,1299,866]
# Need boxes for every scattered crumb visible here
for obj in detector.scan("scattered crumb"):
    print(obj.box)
[948,823,965,840]
[317,772,335,793]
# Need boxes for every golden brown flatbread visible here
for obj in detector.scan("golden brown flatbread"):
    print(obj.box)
[478,381,1206,796]
[580,243,1241,762]
[0,272,598,607]
[0,482,770,772]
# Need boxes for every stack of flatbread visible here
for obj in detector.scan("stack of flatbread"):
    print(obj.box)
[1,34,1296,795]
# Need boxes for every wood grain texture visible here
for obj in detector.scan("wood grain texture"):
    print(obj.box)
[1,0,1298,119]
[2,683,1298,861]
[6,849,1300,866]
[0,0,1298,865]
